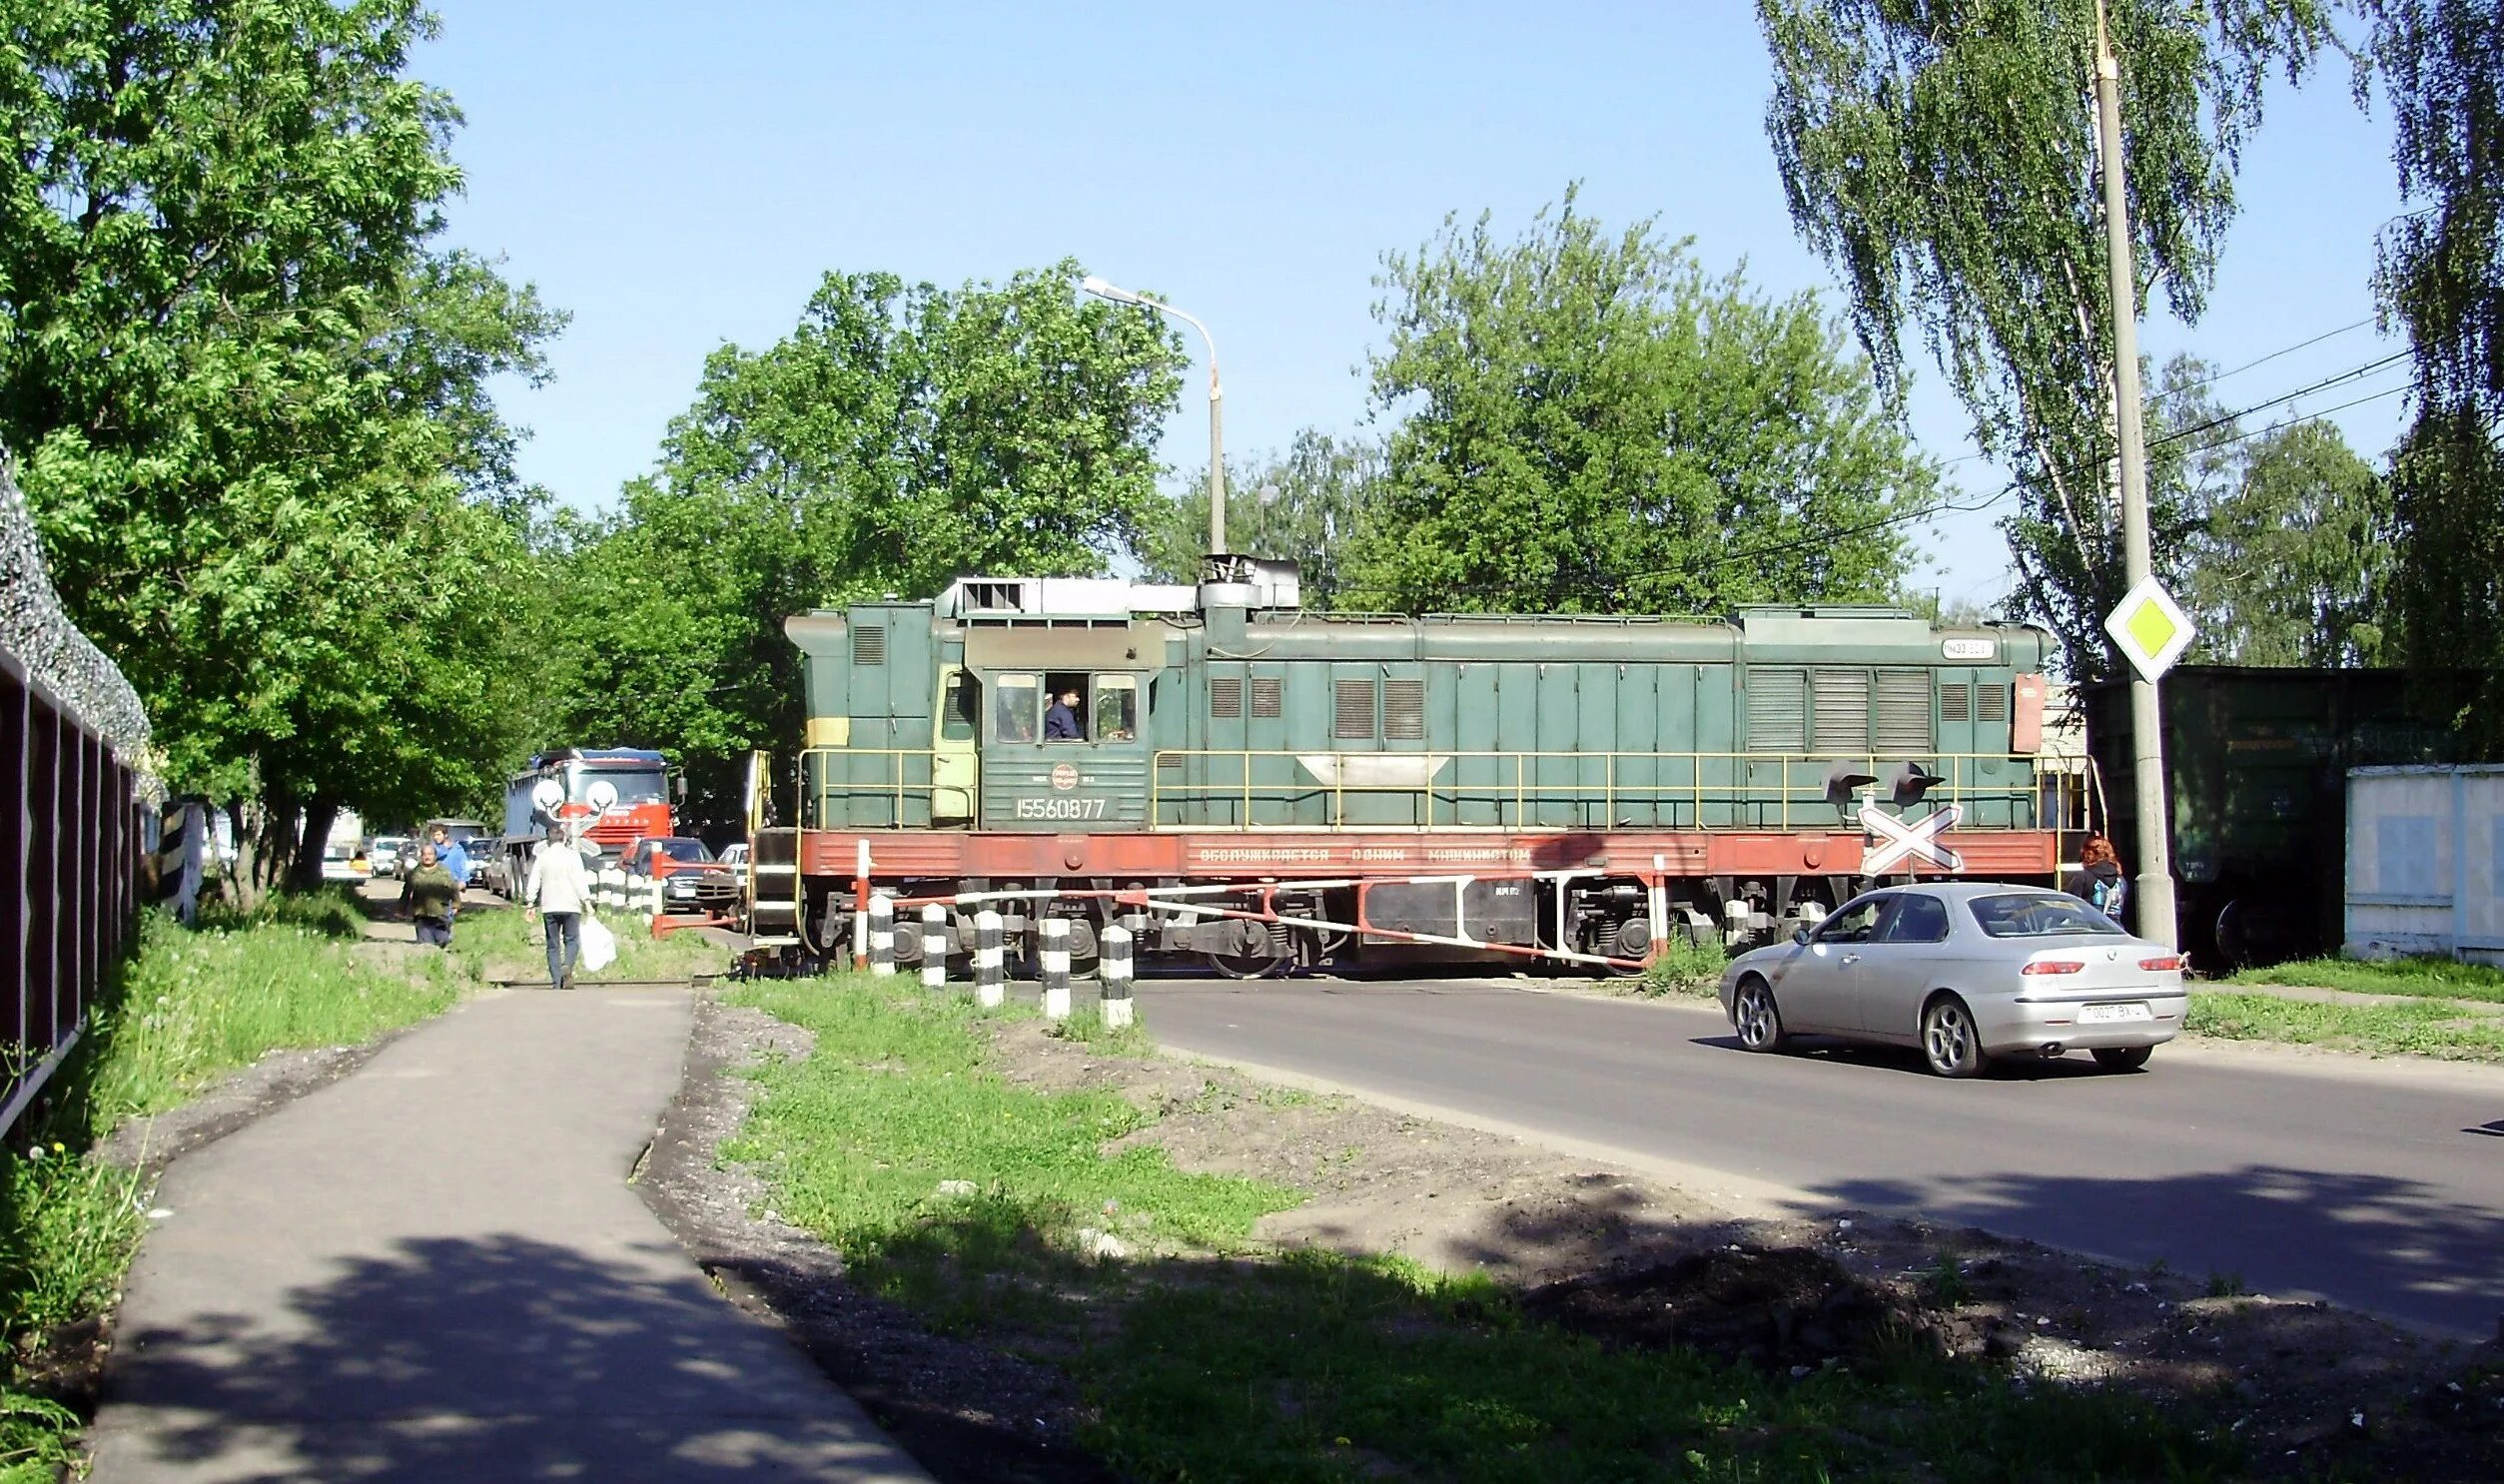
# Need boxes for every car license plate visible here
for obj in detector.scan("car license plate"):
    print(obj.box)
[2080,1002,2152,1024]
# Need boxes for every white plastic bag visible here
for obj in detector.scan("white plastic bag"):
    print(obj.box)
[578,915,617,975]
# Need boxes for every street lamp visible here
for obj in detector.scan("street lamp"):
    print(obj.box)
[1083,276,1227,555]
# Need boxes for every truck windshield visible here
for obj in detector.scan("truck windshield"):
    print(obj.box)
[574,766,666,803]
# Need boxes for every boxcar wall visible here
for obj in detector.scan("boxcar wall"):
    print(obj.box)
[2085,667,2482,968]
[762,579,2062,974]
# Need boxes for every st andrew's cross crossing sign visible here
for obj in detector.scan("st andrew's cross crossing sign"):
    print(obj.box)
[1860,803,1965,877]
[2102,577,2195,683]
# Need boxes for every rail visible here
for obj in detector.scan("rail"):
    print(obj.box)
[791,744,2070,834]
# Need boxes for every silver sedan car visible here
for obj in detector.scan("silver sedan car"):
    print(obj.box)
[1717,882,2186,1078]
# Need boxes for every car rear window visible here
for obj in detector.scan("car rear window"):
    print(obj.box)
[1969,894,2125,938]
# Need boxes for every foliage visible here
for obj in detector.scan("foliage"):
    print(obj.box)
[1350,187,1932,614]
[2186,990,2504,1060]
[0,905,461,1467]
[2226,953,2504,1004]
[545,262,1186,826]
[1134,429,1383,608]
[0,0,563,900]
[2186,418,2392,665]
[729,974,2238,1482]
[2355,2,2504,740]
[1759,0,2337,677]
[1636,936,1730,998]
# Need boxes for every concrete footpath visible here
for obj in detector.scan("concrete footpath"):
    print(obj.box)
[88,988,930,1483]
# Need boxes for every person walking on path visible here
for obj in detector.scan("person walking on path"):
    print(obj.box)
[401,842,460,949]
[429,825,471,898]
[2064,835,2129,925]
[524,824,597,990]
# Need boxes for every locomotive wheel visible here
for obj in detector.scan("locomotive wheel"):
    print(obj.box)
[1206,950,1289,981]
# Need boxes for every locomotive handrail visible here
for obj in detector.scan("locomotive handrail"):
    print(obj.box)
[787,744,2072,835]
[1147,749,2065,833]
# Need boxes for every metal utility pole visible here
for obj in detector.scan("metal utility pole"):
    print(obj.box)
[1082,277,1227,553]
[2092,3,2179,948]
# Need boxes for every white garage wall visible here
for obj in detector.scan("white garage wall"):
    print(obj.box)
[2347,766,2504,967]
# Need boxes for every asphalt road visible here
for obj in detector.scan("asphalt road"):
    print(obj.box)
[1133,975,2504,1339]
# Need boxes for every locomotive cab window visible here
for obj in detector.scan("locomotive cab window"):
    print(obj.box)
[941,671,979,742]
[993,673,1040,743]
[1042,671,1089,742]
[1094,674,1138,741]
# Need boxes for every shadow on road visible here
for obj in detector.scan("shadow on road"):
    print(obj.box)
[102,1234,894,1480]
[1811,1162,2504,1335]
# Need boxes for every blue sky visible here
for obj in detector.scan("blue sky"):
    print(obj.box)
[418,1,2413,609]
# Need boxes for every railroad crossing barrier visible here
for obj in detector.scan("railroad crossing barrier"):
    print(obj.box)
[974,910,1005,1008]
[868,893,895,976]
[1039,917,1072,1020]
[1100,925,1135,1029]
[920,904,946,989]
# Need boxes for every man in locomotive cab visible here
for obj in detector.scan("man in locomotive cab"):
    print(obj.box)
[1044,680,1086,742]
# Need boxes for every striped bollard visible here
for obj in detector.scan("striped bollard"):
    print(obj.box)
[1100,925,1135,1030]
[921,904,947,989]
[868,892,895,976]
[647,870,665,923]
[1040,917,1072,1021]
[974,910,1005,1008]
[600,865,626,912]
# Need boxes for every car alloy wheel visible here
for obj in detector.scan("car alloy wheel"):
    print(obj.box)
[1922,995,1986,1079]
[1733,978,1786,1053]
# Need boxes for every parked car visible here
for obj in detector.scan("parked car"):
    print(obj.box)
[369,836,409,877]
[623,836,738,914]
[464,837,504,894]
[716,842,748,885]
[1716,882,2186,1078]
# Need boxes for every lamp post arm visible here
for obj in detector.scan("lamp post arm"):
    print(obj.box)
[1137,300,1226,556]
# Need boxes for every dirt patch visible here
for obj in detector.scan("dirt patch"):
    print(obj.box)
[636,1001,1120,1484]
[668,999,2504,1483]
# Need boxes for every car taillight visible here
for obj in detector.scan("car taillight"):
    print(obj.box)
[2138,956,2182,972]
[2022,960,2086,976]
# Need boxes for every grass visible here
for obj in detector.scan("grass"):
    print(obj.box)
[0,899,464,1479]
[2186,991,2504,1063]
[444,899,727,986]
[2223,953,2504,1006]
[1633,935,1730,1000]
[729,974,2242,1482]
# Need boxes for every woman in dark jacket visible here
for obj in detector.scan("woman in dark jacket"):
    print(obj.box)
[402,841,460,949]
[2064,835,2128,924]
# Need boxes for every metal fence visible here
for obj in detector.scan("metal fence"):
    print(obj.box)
[1,464,154,1136]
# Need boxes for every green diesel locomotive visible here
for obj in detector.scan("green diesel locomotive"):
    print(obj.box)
[745,559,2066,975]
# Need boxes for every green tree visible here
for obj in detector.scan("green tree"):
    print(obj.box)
[1758,0,2336,675]
[1134,430,1383,608]
[549,263,1186,824]
[2,0,562,900]
[1346,189,1932,615]
[2353,2,2504,735]
[2184,418,2391,666]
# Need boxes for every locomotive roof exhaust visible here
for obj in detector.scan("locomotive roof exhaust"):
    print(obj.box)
[934,560,1301,619]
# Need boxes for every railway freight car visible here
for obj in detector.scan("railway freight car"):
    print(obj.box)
[2083,668,2474,967]
[743,559,2070,976]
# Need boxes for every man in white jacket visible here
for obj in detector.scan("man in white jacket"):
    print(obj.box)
[523,823,599,990]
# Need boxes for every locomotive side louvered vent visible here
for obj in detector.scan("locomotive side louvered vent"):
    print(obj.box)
[1210,677,1244,719]
[1941,683,1973,723]
[1977,683,2009,723]
[1875,670,1935,752]
[1748,669,1808,752]
[1334,679,1376,739]
[1812,669,1871,752]
[1384,679,1426,740]
[851,625,885,666]
[1251,677,1283,718]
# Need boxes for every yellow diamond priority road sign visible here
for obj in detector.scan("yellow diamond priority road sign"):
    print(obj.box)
[2103,577,2194,682]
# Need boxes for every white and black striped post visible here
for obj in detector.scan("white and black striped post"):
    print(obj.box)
[974,910,1005,1008]
[1040,916,1072,1021]
[921,904,947,989]
[647,868,665,924]
[1100,924,1135,1030]
[868,892,895,976]
[598,863,626,912]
